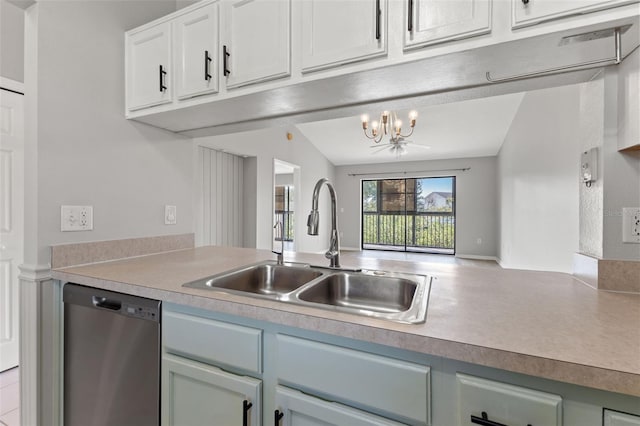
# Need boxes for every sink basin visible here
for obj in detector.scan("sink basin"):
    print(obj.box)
[183,261,323,297]
[297,272,415,313]
[295,271,431,324]
[183,261,431,324]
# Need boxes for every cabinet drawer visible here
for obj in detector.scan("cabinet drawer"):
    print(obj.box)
[164,311,262,374]
[276,334,430,425]
[456,373,562,426]
[604,409,640,426]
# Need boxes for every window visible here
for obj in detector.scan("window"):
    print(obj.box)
[361,177,455,254]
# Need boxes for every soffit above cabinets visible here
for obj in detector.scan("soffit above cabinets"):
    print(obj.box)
[131,15,639,138]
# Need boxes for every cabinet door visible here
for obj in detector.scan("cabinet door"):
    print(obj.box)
[224,0,290,89]
[512,0,637,28]
[274,386,404,426]
[126,22,172,111]
[174,2,220,100]
[404,0,491,50]
[162,354,261,426]
[301,0,386,72]
[605,410,640,426]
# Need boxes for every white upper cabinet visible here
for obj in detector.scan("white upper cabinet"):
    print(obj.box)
[301,0,387,72]
[125,22,172,111]
[224,0,291,88]
[512,0,638,28]
[404,0,492,50]
[174,2,220,100]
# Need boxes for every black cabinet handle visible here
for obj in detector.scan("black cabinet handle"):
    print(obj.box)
[204,50,212,81]
[408,0,414,32]
[159,65,167,92]
[274,409,284,425]
[223,45,230,76]
[375,0,381,40]
[471,411,532,426]
[242,400,253,426]
[522,0,529,4]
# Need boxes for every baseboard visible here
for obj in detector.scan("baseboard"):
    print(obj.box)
[340,247,362,252]
[455,254,498,262]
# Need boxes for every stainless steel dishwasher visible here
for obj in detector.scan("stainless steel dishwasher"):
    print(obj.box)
[63,283,161,426]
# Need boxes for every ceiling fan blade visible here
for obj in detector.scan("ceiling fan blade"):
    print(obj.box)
[371,145,391,154]
[409,144,431,150]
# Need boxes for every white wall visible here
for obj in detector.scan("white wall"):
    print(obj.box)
[497,85,580,273]
[0,0,24,82]
[24,1,194,266]
[602,67,640,260]
[195,127,335,254]
[334,157,498,257]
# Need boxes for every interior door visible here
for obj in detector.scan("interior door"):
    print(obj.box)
[0,83,24,372]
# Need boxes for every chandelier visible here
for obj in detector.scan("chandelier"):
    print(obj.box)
[360,110,418,144]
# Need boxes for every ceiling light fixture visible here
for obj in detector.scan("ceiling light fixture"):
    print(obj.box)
[361,110,418,144]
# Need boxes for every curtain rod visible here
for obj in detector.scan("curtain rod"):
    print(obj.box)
[347,167,470,177]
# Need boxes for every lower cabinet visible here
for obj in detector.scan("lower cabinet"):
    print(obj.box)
[162,353,261,426]
[274,386,404,426]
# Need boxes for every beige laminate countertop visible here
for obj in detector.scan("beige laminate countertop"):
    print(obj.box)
[51,246,640,397]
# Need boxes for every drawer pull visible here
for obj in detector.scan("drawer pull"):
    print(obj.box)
[522,0,529,4]
[274,409,284,425]
[242,400,253,426]
[471,411,532,426]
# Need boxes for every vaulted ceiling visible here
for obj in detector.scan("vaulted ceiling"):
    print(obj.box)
[296,92,526,166]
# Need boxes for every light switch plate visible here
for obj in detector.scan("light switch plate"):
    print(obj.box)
[622,207,640,243]
[165,205,177,225]
[61,205,93,231]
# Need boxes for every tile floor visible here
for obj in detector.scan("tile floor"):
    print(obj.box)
[0,367,19,426]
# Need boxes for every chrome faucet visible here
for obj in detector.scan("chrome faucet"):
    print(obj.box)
[273,221,284,265]
[307,178,341,268]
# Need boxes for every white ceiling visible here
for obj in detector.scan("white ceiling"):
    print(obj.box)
[296,92,526,166]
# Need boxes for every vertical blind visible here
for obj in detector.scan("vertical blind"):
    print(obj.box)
[200,146,244,247]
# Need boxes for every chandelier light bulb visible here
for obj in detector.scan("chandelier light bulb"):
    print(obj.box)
[409,110,418,120]
[372,120,379,130]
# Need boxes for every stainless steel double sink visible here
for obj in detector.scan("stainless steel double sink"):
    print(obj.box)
[183,261,432,324]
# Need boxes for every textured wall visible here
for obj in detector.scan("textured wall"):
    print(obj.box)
[578,79,605,258]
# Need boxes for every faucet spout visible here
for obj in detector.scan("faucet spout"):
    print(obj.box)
[307,178,340,268]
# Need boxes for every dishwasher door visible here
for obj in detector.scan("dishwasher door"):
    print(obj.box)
[63,283,161,426]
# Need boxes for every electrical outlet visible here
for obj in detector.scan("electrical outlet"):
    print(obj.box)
[61,205,93,231]
[622,207,640,244]
[165,205,177,225]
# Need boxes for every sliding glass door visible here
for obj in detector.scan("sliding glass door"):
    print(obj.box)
[361,177,455,254]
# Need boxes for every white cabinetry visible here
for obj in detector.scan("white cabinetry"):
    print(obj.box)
[224,0,291,88]
[456,373,562,426]
[301,0,387,72]
[404,0,492,50]
[618,45,640,150]
[512,0,638,28]
[605,410,640,426]
[174,2,220,100]
[162,354,261,426]
[274,386,404,426]
[125,22,172,111]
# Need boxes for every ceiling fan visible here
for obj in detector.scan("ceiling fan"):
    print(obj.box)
[369,137,431,157]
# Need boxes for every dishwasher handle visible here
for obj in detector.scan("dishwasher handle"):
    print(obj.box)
[92,296,122,311]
